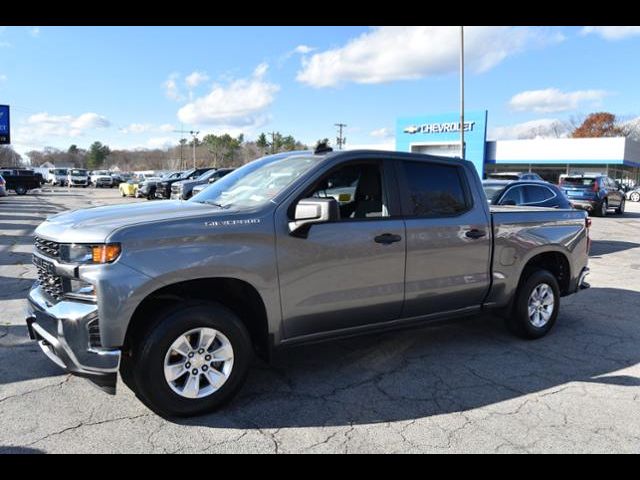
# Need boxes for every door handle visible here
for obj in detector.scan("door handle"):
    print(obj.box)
[465,229,486,240]
[374,233,402,245]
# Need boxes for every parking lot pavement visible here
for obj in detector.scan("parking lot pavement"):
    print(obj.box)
[1,189,639,454]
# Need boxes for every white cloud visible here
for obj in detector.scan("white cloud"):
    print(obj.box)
[509,88,609,113]
[120,123,153,134]
[0,41,11,48]
[15,112,111,145]
[29,27,40,38]
[489,119,570,140]
[297,26,564,88]
[582,26,640,40]
[163,73,184,101]
[177,63,279,128]
[146,137,175,149]
[0,74,7,83]
[185,71,209,88]
[294,45,315,54]
[120,123,176,134]
[370,127,393,138]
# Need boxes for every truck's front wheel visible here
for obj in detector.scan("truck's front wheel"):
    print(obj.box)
[129,303,253,417]
[507,269,560,339]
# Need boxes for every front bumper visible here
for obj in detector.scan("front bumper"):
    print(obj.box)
[25,284,120,393]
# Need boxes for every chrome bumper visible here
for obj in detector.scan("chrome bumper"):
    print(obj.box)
[25,284,120,394]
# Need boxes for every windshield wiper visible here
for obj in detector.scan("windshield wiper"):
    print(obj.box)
[200,200,231,209]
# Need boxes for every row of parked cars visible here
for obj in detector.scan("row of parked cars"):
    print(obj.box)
[121,167,234,200]
[483,171,637,216]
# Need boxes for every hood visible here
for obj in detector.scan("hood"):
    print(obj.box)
[35,200,213,243]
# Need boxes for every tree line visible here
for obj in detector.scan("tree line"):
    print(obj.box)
[2,131,309,172]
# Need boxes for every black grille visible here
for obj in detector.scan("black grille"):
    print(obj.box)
[87,319,102,348]
[35,237,60,259]
[36,265,64,301]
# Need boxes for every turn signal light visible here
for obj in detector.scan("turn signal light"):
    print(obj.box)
[92,244,121,264]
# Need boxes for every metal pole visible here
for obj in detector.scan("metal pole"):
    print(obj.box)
[460,26,465,160]
[190,130,199,169]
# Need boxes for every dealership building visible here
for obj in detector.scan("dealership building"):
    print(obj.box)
[396,111,640,183]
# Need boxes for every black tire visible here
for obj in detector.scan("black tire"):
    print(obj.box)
[14,186,27,195]
[630,192,640,203]
[506,268,560,340]
[615,198,625,215]
[595,199,608,217]
[128,302,253,417]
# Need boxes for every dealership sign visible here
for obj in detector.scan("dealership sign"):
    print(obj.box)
[403,121,476,135]
[0,105,9,145]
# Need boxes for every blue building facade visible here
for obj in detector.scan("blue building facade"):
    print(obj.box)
[396,111,488,177]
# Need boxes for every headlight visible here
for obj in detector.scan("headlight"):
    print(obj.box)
[61,243,121,264]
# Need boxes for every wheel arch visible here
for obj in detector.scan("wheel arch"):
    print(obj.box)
[123,277,272,361]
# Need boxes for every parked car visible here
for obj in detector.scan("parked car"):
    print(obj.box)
[487,172,543,181]
[626,186,640,203]
[0,174,6,197]
[482,180,572,209]
[137,174,176,200]
[170,168,227,200]
[26,148,590,417]
[191,168,235,197]
[119,179,139,197]
[0,169,42,195]
[91,170,115,188]
[47,168,69,186]
[559,174,625,216]
[156,168,214,199]
[67,169,90,188]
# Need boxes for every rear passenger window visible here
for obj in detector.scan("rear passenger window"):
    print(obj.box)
[501,186,525,205]
[400,162,469,217]
[524,186,555,204]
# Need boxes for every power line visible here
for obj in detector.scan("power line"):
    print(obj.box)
[173,125,191,170]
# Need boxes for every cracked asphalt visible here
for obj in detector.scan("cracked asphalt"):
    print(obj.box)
[1,187,639,453]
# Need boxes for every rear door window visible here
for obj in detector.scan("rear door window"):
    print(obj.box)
[501,186,525,205]
[398,161,470,217]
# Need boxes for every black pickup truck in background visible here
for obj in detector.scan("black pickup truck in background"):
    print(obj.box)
[0,168,42,195]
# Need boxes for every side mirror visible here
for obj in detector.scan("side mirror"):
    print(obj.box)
[289,198,339,236]
[501,199,517,206]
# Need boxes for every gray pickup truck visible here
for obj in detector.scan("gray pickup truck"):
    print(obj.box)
[25,149,590,417]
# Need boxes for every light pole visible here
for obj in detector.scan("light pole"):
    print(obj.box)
[460,26,465,160]
[189,130,199,169]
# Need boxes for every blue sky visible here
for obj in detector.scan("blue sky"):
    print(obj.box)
[1,26,640,159]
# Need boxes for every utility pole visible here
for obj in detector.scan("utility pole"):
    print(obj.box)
[459,26,465,160]
[269,132,278,154]
[335,123,347,150]
[173,125,190,170]
[189,130,200,169]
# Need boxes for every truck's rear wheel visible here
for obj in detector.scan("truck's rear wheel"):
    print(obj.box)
[128,303,253,417]
[507,269,560,339]
[14,186,27,195]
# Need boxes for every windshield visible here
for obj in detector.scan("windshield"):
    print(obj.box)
[53,169,67,175]
[482,184,506,204]
[197,169,217,181]
[70,169,87,176]
[191,152,319,209]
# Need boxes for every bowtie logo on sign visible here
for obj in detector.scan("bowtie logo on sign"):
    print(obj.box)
[403,121,476,135]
